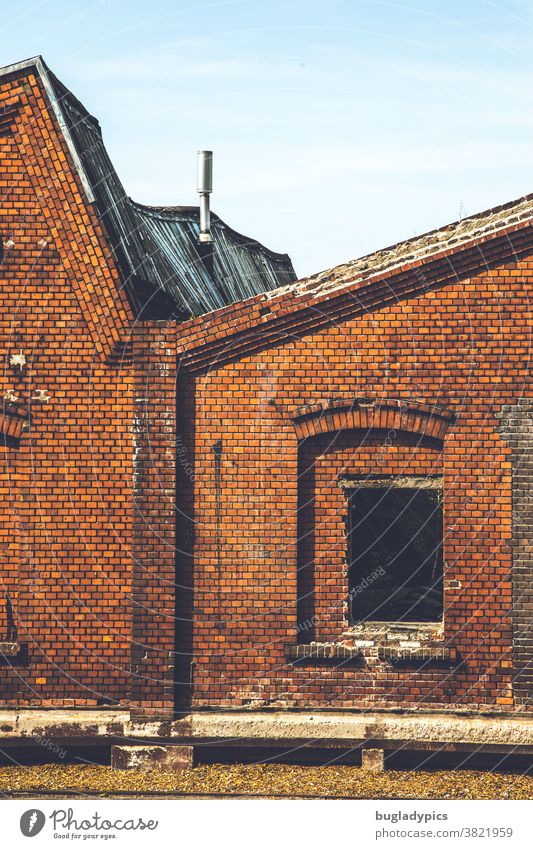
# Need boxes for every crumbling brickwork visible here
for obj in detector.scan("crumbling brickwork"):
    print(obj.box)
[176,256,531,711]
[497,399,533,705]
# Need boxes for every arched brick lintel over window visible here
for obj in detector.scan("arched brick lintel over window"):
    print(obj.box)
[288,397,457,442]
[0,405,28,446]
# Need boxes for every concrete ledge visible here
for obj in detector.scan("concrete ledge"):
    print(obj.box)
[111,745,193,771]
[286,643,362,663]
[1,709,533,756]
[187,711,533,754]
[377,646,459,665]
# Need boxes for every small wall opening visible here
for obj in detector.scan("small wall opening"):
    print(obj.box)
[345,476,443,623]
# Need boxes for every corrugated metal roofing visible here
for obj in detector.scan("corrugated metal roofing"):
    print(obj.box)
[1,57,296,318]
[130,202,296,313]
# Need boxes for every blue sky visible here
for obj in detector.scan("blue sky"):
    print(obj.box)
[4,0,533,276]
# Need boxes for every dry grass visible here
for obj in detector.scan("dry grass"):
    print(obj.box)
[0,764,531,799]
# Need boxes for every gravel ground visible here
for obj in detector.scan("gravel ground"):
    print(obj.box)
[0,764,531,799]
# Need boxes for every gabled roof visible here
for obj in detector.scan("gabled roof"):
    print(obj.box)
[176,192,533,370]
[275,192,533,301]
[0,56,296,319]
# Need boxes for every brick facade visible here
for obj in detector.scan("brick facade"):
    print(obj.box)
[0,59,532,719]
[497,400,533,705]
[175,262,530,711]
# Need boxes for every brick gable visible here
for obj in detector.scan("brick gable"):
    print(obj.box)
[0,60,133,362]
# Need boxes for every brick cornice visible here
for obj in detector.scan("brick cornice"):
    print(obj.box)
[177,226,533,372]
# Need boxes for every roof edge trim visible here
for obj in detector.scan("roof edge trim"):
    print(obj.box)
[0,56,95,203]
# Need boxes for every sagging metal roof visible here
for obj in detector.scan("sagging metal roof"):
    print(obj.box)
[127,201,296,315]
[2,56,296,318]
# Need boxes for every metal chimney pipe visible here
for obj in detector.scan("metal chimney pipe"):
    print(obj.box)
[197,150,213,244]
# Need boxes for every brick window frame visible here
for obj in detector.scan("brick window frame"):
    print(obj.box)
[289,396,455,442]
[291,397,455,651]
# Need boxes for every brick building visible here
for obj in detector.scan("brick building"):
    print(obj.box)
[0,56,532,760]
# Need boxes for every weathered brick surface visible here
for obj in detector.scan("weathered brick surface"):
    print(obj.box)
[0,60,532,719]
[176,263,530,711]
[0,65,171,710]
[497,400,533,705]
[111,744,193,771]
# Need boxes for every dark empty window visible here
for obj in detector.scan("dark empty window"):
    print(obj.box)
[346,477,443,623]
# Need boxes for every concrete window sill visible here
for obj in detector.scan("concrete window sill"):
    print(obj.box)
[286,644,363,664]
[378,646,459,666]
[345,621,443,641]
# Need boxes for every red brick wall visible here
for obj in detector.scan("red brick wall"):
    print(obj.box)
[182,263,530,710]
[0,124,134,705]
[131,323,178,716]
[0,66,163,709]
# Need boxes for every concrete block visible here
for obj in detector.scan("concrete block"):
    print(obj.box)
[111,744,193,771]
[361,748,385,772]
